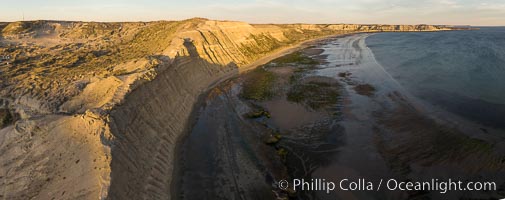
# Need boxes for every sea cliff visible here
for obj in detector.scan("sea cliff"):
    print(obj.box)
[0,18,453,199]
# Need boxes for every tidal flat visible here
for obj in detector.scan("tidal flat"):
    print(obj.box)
[175,33,505,200]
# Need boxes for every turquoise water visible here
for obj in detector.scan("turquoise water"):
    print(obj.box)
[366,28,505,129]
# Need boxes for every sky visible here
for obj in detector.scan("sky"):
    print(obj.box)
[0,0,504,26]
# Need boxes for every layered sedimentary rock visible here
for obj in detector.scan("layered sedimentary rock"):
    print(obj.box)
[0,18,452,199]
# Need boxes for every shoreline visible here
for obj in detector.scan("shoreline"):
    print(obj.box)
[169,32,357,199]
[0,18,473,199]
[316,33,505,199]
[203,32,361,91]
[173,32,505,199]
[363,33,505,142]
[170,30,476,199]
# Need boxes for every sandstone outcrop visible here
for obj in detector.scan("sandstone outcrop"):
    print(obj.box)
[0,18,453,199]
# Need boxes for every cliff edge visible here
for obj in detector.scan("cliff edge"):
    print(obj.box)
[0,18,453,199]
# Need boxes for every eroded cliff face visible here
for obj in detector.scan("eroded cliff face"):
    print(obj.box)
[0,18,453,199]
[107,55,235,200]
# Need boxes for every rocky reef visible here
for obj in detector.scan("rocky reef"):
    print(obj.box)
[0,18,453,199]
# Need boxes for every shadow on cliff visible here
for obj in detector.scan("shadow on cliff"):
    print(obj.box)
[106,39,239,199]
[0,23,7,40]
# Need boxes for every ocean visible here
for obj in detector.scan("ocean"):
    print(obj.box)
[366,28,505,129]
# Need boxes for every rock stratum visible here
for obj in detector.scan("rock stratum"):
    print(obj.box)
[0,18,453,199]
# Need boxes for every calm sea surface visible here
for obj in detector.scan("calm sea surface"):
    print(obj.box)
[366,28,505,129]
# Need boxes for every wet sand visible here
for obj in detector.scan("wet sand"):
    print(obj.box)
[174,33,505,200]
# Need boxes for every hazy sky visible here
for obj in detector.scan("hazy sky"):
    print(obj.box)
[1,0,504,25]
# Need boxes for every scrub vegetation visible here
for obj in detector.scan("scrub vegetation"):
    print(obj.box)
[240,67,276,101]
[287,81,341,110]
[272,51,319,65]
